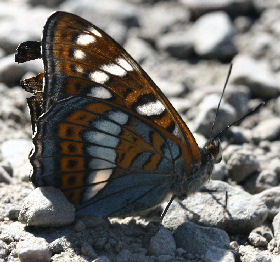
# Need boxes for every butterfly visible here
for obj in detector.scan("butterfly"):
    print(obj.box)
[15,11,222,218]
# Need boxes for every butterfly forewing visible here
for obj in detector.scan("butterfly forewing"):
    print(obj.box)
[42,12,201,167]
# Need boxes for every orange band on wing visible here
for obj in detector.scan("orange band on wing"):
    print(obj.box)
[60,156,86,172]
[57,123,84,141]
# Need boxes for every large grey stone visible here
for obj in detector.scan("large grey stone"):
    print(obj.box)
[19,187,75,227]
[225,147,260,183]
[253,118,280,141]
[174,222,231,259]
[192,12,236,59]
[149,227,176,257]
[163,181,268,233]
[230,55,280,98]
[17,237,51,262]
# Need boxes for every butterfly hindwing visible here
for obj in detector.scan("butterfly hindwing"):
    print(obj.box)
[31,96,187,216]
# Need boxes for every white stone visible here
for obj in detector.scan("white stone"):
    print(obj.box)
[17,237,51,262]
[230,55,280,98]
[192,12,236,58]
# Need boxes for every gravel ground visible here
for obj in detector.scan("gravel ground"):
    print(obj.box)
[0,0,280,261]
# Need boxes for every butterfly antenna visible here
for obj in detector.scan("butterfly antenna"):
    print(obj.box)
[209,63,233,140]
[212,101,265,140]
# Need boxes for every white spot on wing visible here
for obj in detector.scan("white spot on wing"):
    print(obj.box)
[83,131,119,147]
[136,100,165,116]
[107,110,128,125]
[83,169,112,200]
[89,27,102,37]
[76,34,95,45]
[101,63,127,77]
[92,120,121,135]
[75,66,84,73]
[73,49,85,59]
[87,145,116,162]
[89,71,109,84]
[116,57,133,71]
[88,86,112,99]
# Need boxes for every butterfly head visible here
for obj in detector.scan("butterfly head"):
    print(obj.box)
[204,138,222,164]
[189,138,222,192]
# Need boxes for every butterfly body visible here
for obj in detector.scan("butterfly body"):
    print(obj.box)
[17,11,221,217]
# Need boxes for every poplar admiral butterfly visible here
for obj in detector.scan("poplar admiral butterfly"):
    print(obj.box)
[16,11,222,217]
